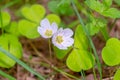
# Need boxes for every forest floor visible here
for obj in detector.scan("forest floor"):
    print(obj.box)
[0,0,120,80]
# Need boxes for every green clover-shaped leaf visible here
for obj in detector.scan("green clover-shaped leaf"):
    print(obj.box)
[0,11,11,28]
[114,69,120,80]
[5,21,20,37]
[54,46,71,59]
[19,4,61,39]
[66,49,95,72]
[102,38,120,66]
[21,4,45,23]
[66,25,95,72]
[18,19,39,39]
[0,34,22,68]
[74,25,89,49]
[46,14,61,25]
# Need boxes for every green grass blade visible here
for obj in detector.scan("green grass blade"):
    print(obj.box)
[1,0,20,9]
[71,0,102,80]
[0,47,46,80]
[0,70,16,80]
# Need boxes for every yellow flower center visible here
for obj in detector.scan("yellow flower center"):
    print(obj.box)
[45,29,53,37]
[56,36,63,44]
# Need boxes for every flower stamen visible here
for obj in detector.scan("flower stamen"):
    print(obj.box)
[45,29,53,37]
[56,36,63,44]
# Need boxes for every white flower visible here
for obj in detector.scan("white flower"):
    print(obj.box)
[52,28,74,50]
[37,18,58,38]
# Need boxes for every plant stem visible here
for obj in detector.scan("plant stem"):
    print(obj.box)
[71,1,102,80]
[48,39,52,62]
[93,67,97,80]
[29,41,80,80]
[0,9,4,34]
[28,40,51,64]
[53,66,81,80]
[100,26,110,41]
[48,39,54,80]
[30,61,81,80]
[0,47,46,80]
[110,18,118,29]
[0,70,16,80]
[80,70,86,80]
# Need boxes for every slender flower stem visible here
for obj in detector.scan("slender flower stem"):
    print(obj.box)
[29,42,80,80]
[28,40,51,64]
[48,39,53,80]
[48,39,52,62]
[71,1,102,80]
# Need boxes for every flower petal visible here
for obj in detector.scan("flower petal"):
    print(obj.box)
[54,43,67,50]
[37,27,48,38]
[51,22,58,33]
[52,28,74,50]
[40,18,50,28]
[58,45,68,49]
[63,28,73,37]
[56,28,63,35]
[58,28,63,33]
[62,38,74,47]
[38,27,44,35]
